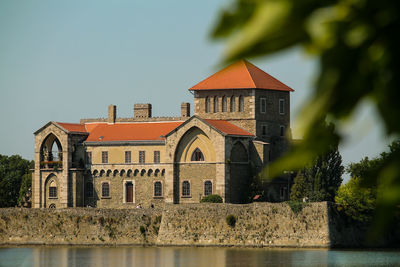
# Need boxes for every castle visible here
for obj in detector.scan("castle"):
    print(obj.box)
[32,60,294,208]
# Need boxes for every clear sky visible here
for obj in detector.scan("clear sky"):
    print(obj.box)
[0,0,392,180]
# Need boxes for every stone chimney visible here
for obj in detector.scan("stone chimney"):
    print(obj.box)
[181,102,190,117]
[108,104,116,124]
[134,103,152,118]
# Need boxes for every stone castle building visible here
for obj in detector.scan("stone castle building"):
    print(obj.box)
[33,60,294,208]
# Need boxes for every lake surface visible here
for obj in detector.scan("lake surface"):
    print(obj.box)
[0,246,399,267]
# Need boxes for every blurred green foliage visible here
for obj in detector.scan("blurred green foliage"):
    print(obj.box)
[212,0,400,232]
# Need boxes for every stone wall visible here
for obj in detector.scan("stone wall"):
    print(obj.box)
[1,202,397,247]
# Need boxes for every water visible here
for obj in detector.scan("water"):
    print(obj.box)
[0,246,399,267]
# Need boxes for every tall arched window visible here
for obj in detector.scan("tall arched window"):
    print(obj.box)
[213,96,218,113]
[102,182,110,198]
[182,181,190,197]
[204,181,212,196]
[230,96,236,112]
[191,148,204,161]
[222,96,227,112]
[85,182,93,198]
[239,95,244,112]
[205,97,211,113]
[154,181,162,197]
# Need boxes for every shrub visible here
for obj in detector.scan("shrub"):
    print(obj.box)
[200,194,223,203]
[226,214,236,227]
[287,201,307,214]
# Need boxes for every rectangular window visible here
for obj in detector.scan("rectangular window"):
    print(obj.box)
[280,125,285,137]
[102,183,110,198]
[279,99,285,114]
[262,124,267,136]
[280,187,287,200]
[86,152,92,165]
[102,151,108,164]
[139,151,145,164]
[154,181,162,197]
[154,151,160,163]
[260,98,267,113]
[49,187,57,198]
[125,151,131,163]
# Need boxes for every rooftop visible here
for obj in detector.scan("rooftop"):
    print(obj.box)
[190,60,294,92]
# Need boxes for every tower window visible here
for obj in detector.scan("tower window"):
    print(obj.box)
[222,96,227,112]
[239,95,244,112]
[279,99,285,114]
[260,98,267,113]
[191,148,204,161]
[230,96,236,112]
[280,125,285,137]
[214,96,218,113]
[206,97,211,113]
[262,124,267,136]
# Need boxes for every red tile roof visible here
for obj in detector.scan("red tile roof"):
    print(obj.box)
[190,60,294,92]
[56,122,87,133]
[204,119,253,136]
[85,122,184,142]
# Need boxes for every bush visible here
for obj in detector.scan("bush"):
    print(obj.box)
[226,214,236,227]
[286,201,307,214]
[200,194,223,203]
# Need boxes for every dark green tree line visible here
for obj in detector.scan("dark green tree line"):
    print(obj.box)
[0,154,33,207]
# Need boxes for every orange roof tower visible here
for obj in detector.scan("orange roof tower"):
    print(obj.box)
[189,60,294,92]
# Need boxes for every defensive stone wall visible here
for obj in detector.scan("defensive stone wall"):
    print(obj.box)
[0,202,398,247]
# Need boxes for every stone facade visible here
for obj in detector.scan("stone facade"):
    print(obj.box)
[32,60,294,209]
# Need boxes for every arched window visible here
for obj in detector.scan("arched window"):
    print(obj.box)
[182,181,190,197]
[213,96,218,113]
[191,148,204,161]
[222,96,227,112]
[204,181,212,196]
[230,96,236,112]
[102,183,110,198]
[49,203,56,209]
[239,95,244,112]
[205,97,211,113]
[154,181,162,197]
[49,180,57,198]
[85,182,93,198]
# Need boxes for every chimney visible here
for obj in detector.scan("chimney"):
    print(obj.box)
[134,103,152,118]
[181,102,190,117]
[108,104,116,124]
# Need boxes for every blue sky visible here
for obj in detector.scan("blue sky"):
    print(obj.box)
[0,0,392,180]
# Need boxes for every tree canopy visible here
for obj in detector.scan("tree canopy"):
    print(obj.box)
[0,154,33,207]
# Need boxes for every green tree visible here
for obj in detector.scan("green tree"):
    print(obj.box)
[18,173,32,205]
[290,144,344,202]
[335,176,377,222]
[0,154,33,207]
[212,0,400,231]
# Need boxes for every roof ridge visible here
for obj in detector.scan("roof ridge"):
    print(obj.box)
[241,60,257,88]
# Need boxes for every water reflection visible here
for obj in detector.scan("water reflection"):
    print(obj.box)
[1,246,400,267]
